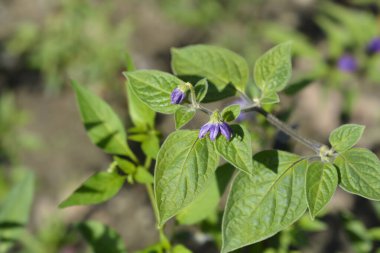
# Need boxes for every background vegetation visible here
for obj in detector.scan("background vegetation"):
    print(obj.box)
[1,0,380,252]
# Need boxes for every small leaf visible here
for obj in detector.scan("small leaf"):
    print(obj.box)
[175,107,196,129]
[176,163,235,225]
[154,130,219,226]
[0,170,34,250]
[141,134,160,159]
[334,148,380,200]
[124,70,184,114]
[221,105,241,122]
[126,81,155,129]
[254,42,292,92]
[306,161,338,219]
[171,45,249,91]
[77,221,127,253]
[114,156,136,174]
[72,81,135,159]
[329,124,365,152]
[134,166,154,184]
[222,150,307,253]
[59,171,125,208]
[215,125,253,175]
[260,90,280,105]
[194,78,208,102]
[172,244,192,253]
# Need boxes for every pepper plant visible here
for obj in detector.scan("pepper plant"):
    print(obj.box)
[60,42,380,252]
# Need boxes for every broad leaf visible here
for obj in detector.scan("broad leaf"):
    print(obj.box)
[0,170,34,251]
[154,130,219,226]
[254,42,292,92]
[72,82,135,159]
[175,107,196,129]
[215,125,252,175]
[59,171,125,208]
[306,161,338,219]
[78,221,127,253]
[221,105,241,122]
[171,45,249,91]
[124,70,183,114]
[194,78,208,102]
[126,82,155,129]
[222,150,307,253]
[176,163,235,225]
[329,124,365,152]
[334,148,380,200]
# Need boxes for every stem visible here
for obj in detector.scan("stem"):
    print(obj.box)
[197,104,213,115]
[242,105,322,153]
[145,183,171,249]
[144,158,172,250]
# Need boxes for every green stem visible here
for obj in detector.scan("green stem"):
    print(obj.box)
[242,105,323,153]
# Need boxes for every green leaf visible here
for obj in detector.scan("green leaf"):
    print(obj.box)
[171,45,249,91]
[134,166,154,184]
[0,170,34,250]
[194,78,208,102]
[174,107,196,129]
[334,148,380,200]
[176,163,235,225]
[78,221,127,253]
[59,171,125,208]
[141,133,160,158]
[114,156,136,174]
[260,90,280,105]
[72,81,135,159]
[154,130,219,226]
[329,124,365,152]
[222,150,307,253]
[172,244,192,253]
[254,42,292,92]
[215,125,253,175]
[124,70,183,114]
[221,105,241,122]
[306,161,338,219]
[126,81,155,129]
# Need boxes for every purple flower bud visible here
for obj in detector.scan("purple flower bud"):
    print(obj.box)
[199,123,212,138]
[209,124,220,141]
[337,54,357,73]
[171,88,186,104]
[367,37,380,54]
[220,122,232,140]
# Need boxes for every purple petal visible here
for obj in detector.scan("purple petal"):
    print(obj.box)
[337,55,357,72]
[367,37,380,53]
[199,123,212,138]
[209,124,220,141]
[170,88,185,104]
[220,122,232,140]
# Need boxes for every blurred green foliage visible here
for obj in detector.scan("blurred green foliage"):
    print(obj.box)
[7,0,132,93]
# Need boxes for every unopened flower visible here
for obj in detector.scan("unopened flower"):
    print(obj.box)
[170,88,186,104]
[198,111,232,141]
[337,54,357,73]
[367,37,380,54]
[170,83,191,104]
